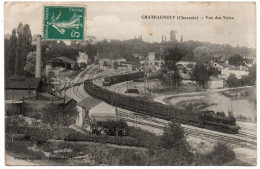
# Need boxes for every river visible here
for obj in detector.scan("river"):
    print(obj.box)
[204,93,256,120]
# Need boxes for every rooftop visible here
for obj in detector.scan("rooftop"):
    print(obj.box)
[77,97,102,109]
[50,56,76,64]
[5,90,36,100]
[5,76,41,90]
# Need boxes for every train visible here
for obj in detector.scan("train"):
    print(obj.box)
[84,79,241,134]
[103,72,145,86]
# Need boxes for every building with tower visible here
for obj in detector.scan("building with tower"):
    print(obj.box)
[170,30,177,42]
[148,52,155,66]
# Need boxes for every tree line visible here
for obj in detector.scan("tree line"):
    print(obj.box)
[5,23,97,78]
[5,23,255,79]
[5,23,32,78]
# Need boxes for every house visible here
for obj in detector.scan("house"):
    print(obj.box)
[221,65,249,79]
[48,56,76,70]
[5,75,41,100]
[210,60,249,79]
[77,52,88,66]
[206,76,224,89]
[76,97,102,127]
[210,60,231,71]
[76,97,117,128]
[5,75,41,115]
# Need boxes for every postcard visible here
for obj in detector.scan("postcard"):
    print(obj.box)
[4,1,256,166]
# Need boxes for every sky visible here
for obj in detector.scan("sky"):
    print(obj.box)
[4,1,256,48]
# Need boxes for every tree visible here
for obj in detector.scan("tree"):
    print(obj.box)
[41,104,77,130]
[228,54,245,66]
[113,62,118,69]
[207,66,220,76]
[164,47,183,71]
[160,121,187,150]
[226,74,240,87]
[13,23,32,75]
[4,38,11,79]
[41,105,61,131]
[240,75,251,86]
[162,47,183,86]
[156,121,193,165]
[191,63,210,87]
[248,64,256,85]
[24,51,43,76]
[193,46,213,64]
[17,23,32,74]
[61,103,77,128]
[5,29,17,78]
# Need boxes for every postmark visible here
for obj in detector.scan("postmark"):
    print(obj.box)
[44,6,86,40]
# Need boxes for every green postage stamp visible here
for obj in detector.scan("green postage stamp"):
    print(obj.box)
[44,6,86,40]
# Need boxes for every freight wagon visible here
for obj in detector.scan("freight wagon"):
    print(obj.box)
[84,80,241,134]
[103,72,144,86]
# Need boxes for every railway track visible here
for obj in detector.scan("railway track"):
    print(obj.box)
[117,109,257,138]
[73,66,122,101]
[72,67,97,100]
[117,110,257,149]
[71,66,112,101]
[83,71,256,151]
[118,109,257,140]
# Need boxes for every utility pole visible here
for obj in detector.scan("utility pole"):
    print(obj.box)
[144,70,146,94]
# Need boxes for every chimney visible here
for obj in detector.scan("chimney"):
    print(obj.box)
[35,35,41,78]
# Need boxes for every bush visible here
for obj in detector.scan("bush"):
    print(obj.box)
[5,140,45,160]
[149,120,194,165]
[196,142,236,165]
[207,142,235,165]
[227,74,241,87]
[114,149,148,165]
[87,145,149,165]
[152,148,194,165]
[64,131,142,147]
[160,121,188,151]
[5,125,74,144]
[128,127,159,149]
[96,120,128,136]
